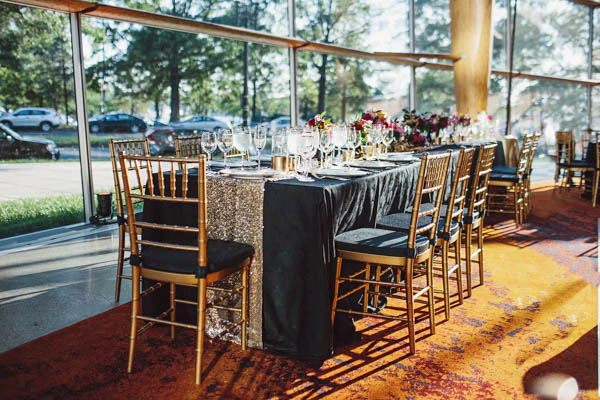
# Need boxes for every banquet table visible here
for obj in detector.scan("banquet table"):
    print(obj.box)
[141,144,473,360]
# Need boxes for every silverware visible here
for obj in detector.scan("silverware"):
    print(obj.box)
[311,173,349,181]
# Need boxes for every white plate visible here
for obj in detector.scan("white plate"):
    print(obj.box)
[220,168,278,178]
[380,153,420,162]
[311,167,369,178]
[346,160,396,169]
[211,159,257,168]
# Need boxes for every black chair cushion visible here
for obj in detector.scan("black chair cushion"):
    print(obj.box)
[141,239,254,275]
[489,171,519,182]
[558,159,593,168]
[492,165,517,174]
[135,211,143,222]
[376,213,459,239]
[335,228,430,258]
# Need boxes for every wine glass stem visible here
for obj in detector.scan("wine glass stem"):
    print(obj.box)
[257,150,261,170]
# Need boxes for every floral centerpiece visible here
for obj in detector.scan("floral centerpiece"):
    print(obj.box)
[307,111,333,132]
[350,109,405,145]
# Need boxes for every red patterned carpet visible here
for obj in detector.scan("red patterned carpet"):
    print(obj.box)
[0,181,597,399]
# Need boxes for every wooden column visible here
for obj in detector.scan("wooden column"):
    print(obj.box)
[450,0,493,117]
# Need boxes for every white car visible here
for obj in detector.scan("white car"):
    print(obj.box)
[0,107,62,132]
[269,116,305,134]
[170,115,231,132]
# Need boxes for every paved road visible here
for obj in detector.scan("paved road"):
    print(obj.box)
[0,161,114,201]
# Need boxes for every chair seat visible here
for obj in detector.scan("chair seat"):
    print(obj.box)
[376,213,459,239]
[142,239,254,275]
[558,159,593,168]
[492,165,517,174]
[489,171,519,182]
[335,228,430,258]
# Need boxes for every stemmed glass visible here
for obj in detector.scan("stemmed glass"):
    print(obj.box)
[217,129,233,169]
[232,127,251,171]
[319,128,334,167]
[370,126,383,159]
[331,125,347,164]
[200,131,217,173]
[253,126,267,170]
[382,128,394,157]
[298,129,317,181]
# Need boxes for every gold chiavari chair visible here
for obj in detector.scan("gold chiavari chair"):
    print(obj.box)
[109,138,150,302]
[583,132,600,207]
[175,133,245,161]
[487,136,532,225]
[332,151,452,354]
[119,154,254,384]
[463,143,497,297]
[523,132,542,218]
[377,147,475,321]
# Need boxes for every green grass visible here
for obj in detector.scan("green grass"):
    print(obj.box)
[0,193,85,239]
[28,134,141,148]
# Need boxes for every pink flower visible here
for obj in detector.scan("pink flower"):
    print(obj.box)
[487,115,493,120]
[363,110,377,121]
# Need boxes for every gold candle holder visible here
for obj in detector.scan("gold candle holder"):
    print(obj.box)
[363,145,374,159]
[342,149,354,162]
[271,156,288,172]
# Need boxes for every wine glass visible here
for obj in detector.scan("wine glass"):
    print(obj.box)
[253,125,267,170]
[217,129,233,169]
[298,130,317,181]
[331,126,347,164]
[200,131,217,173]
[232,127,251,171]
[319,128,334,167]
[371,126,383,159]
[382,128,394,157]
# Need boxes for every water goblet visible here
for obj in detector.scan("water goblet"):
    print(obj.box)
[217,129,233,169]
[382,128,394,157]
[331,125,347,164]
[253,125,267,170]
[200,131,217,174]
[232,127,251,171]
[319,128,334,167]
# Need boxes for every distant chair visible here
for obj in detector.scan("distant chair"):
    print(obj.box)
[109,138,150,302]
[487,135,532,225]
[554,130,591,189]
[175,134,245,161]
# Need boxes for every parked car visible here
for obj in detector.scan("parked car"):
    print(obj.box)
[269,116,305,134]
[170,115,231,133]
[88,112,147,133]
[0,123,60,159]
[145,126,176,156]
[0,107,62,132]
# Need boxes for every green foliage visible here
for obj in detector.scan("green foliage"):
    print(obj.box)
[0,194,84,238]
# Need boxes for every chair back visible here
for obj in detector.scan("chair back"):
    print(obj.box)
[109,138,150,222]
[593,131,600,169]
[442,147,475,234]
[119,154,209,277]
[466,143,497,222]
[515,135,532,180]
[408,151,452,249]
[525,132,541,177]
[555,131,574,165]
[175,135,204,158]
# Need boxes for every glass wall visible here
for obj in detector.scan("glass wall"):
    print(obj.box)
[0,4,82,238]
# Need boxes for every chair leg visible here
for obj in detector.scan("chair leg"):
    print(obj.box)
[426,257,436,335]
[593,170,599,208]
[454,235,464,306]
[127,265,140,374]
[405,259,416,354]
[170,283,176,339]
[464,225,473,298]
[241,264,249,351]
[441,242,450,321]
[374,264,381,309]
[363,263,370,313]
[477,223,484,287]
[195,278,207,385]
[115,225,126,302]
[331,257,343,327]
[513,188,520,225]
[554,165,559,186]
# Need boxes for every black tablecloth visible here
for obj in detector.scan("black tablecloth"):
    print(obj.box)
[262,144,463,359]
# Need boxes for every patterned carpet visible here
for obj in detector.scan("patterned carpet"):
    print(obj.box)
[0,181,597,399]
